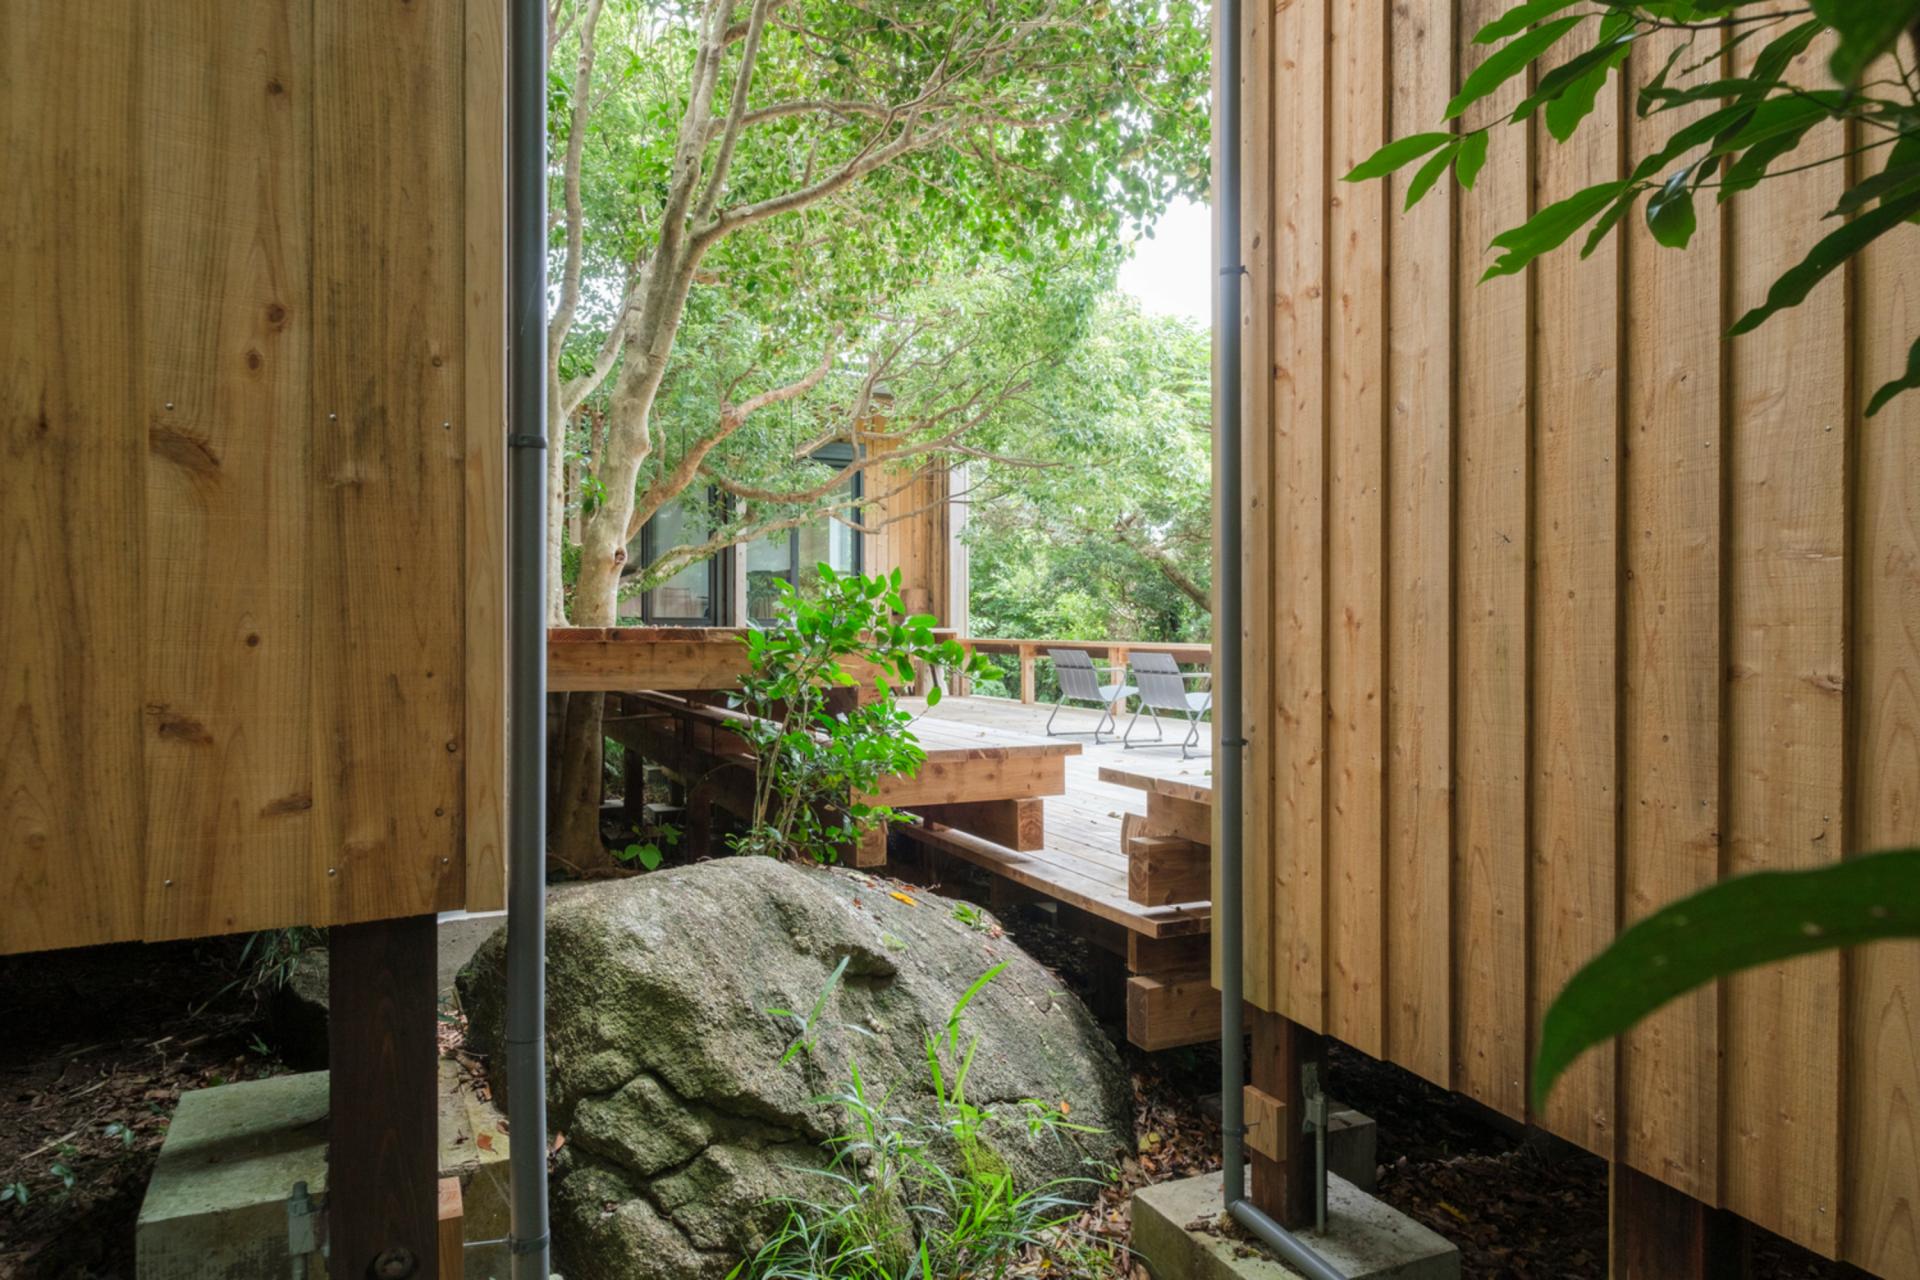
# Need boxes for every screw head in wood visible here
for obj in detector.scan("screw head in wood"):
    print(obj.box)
[372,1246,418,1278]
[326,867,337,877]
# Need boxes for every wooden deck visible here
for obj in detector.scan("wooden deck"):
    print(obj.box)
[894,695,1213,939]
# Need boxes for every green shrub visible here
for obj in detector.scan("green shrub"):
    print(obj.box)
[731,566,989,864]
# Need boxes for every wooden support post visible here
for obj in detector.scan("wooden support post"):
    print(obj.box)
[1609,1163,1744,1279]
[683,783,715,858]
[437,1178,464,1280]
[329,915,440,1280]
[1248,1009,1323,1231]
[1019,644,1037,704]
[1108,645,1130,716]
[1126,834,1210,905]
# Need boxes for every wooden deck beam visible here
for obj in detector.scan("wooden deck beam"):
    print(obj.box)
[909,797,1045,850]
[1126,834,1210,906]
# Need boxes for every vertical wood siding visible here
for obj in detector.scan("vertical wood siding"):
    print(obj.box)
[1237,2,1920,1268]
[0,0,504,950]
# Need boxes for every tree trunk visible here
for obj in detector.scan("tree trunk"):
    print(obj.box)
[551,691,610,872]
[548,496,633,872]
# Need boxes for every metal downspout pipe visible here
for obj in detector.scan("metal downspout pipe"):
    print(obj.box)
[1214,2,1346,1277]
[506,0,552,1275]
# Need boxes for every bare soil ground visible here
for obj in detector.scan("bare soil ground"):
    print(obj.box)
[0,941,290,1280]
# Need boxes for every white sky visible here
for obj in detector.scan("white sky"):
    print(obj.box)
[1117,196,1211,324]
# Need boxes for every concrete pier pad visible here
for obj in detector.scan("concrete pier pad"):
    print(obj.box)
[1132,1166,1459,1280]
[136,1064,511,1279]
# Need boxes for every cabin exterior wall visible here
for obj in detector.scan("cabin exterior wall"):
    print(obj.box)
[1232,2,1920,1271]
[1,0,506,951]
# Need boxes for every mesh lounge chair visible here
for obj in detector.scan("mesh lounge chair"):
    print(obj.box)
[1123,651,1212,758]
[1046,647,1135,743]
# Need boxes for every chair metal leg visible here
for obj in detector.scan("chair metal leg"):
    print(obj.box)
[1046,694,1067,737]
[1123,705,1165,749]
[1094,702,1117,744]
[1181,713,1203,759]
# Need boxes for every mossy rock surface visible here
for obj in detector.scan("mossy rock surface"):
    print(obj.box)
[459,857,1131,1280]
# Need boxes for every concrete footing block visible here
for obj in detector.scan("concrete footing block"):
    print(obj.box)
[1199,1096,1380,1193]
[136,1065,511,1279]
[1132,1166,1459,1280]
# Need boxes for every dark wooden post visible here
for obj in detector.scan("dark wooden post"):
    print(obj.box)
[330,915,441,1280]
[1246,1009,1324,1230]
[1609,1163,1744,1279]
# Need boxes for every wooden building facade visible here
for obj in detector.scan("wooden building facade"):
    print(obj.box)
[2,0,506,954]
[1232,1,1919,1273]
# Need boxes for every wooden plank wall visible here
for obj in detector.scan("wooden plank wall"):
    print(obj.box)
[1237,2,1920,1270]
[0,0,505,952]
[865,446,953,622]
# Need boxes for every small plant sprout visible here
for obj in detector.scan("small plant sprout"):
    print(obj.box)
[768,955,852,1067]
[735,962,1110,1280]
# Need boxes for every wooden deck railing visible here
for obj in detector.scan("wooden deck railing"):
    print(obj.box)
[955,636,1213,704]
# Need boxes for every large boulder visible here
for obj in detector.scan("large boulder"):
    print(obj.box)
[459,858,1131,1280]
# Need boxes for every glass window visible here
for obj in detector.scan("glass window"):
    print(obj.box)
[632,495,719,625]
[762,452,864,620]
[744,532,792,624]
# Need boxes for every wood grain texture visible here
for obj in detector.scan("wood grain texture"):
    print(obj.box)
[1450,0,1532,1121]
[0,3,147,954]
[1269,0,1330,1030]
[1324,0,1389,1058]
[1383,0,1454,1090]
[1720,40,1847,1256]
[464,0,507,912]
[3,0,499,952]
[1237,0,1277,1013]
[1846,126,1920,1277]
[141,0,315,940]
[1526,61,1622,1155]
[1249,1011,1323,1230]
[328,915,441,1280]
[311,0,467,921]
[1610,1162,1742,1280]
[1235,0,1919,1259]
[1616,27,1723,1198]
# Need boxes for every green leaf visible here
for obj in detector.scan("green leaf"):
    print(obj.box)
[1448,16,1586,121]
[1580,186,1641,258]
[1455,129,1491,190]
[1811,0,1920,86]
[1404,144,1457,210]
[1534,849,1920,1110]
[1483,180,1629,279]
[1343,131,1456,183]
[1544,39,1633,141]
[1729,183,1920,335]
[1831,135,1920,218]
[1716,119,1821,200]
[926,684,942,707]
[1511,14,1635,140]
[1646,171,1698,249]
[1866,333,1920,416]
[1473,0,1580,46]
